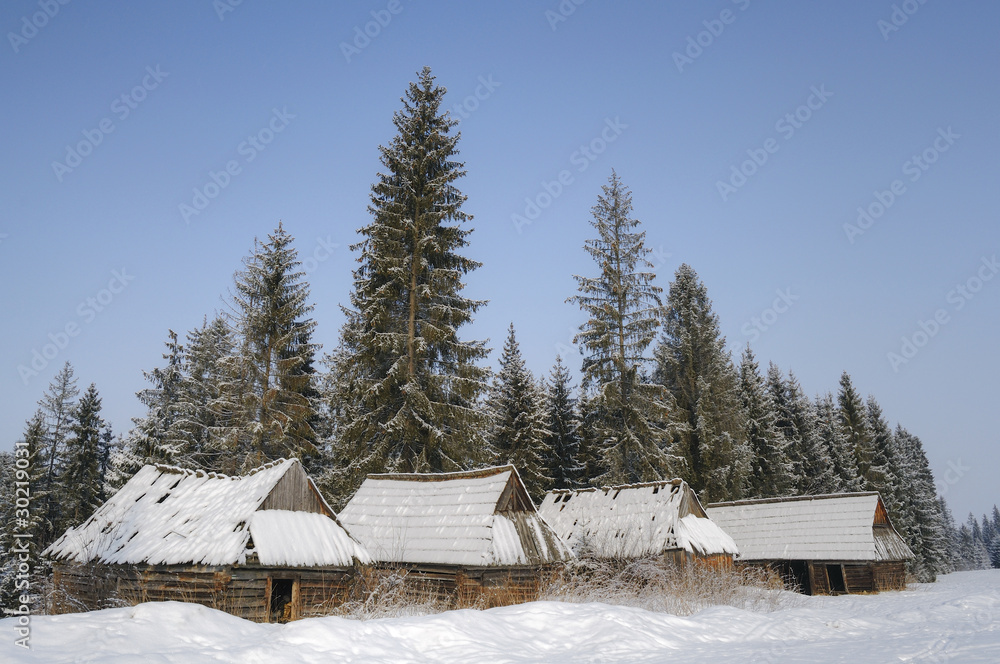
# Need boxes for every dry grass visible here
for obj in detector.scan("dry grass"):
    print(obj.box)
[326,567,450,620]
[539,556,799,616]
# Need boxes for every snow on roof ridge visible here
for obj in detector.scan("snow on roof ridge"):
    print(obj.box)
[151,457,295,481]
[707,491,881,508]
[548,478,686,495]
[367,464,515,482]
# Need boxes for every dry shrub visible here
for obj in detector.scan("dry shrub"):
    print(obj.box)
[328,566,450,620]
[539,555,798,616]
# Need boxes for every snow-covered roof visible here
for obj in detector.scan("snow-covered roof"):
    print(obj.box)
[706,492,914,562]
[44,459,371,567]
[538,480,739,559]
[337,465,573,567]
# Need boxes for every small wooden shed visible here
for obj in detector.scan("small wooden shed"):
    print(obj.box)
[706,492,913,594]
[337,465,573,605]
[538,479,738,566]
[44,458,371,621]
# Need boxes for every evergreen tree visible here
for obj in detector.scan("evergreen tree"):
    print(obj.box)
[216,222,320,471]
[184,315,237,470]
[988,506,1000,568]
[837,372,876,488]
[130,330,187,467]
[568,172,676,485]
[37,362,79,544]
[485,324,550,499]
[814,393,863,492]
[542,356,585,490]
[938,497,959,572]
[331,67,489,480]
[60,384,106,530]
[654,264,746,501]
[767,366,835,495]
[739,347,793,498]
[575,392,605,486]
[864,398,902,518]
[895,426,951,580]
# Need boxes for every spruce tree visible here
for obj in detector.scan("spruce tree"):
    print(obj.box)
[486,324,550,499]
[542,355,585,490]
[739,347,793,498]
[60,383,106,530]
[654,264,746,501]
[331,67,489,480]
[814,393,863,492]
[216,222,320,471]
[895,426,950,580]
[766,366,835,495]
[130,330,187,467]
[837,372,876,488]
[37,362,79,544]
[185,315,236,470]
[568,172,676,485]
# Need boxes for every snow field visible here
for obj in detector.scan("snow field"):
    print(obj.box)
[2,570,998,663]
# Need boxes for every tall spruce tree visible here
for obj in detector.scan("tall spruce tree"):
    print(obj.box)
[739,347,794,498]
[542,356,585,490]
[895,426,951,580]
[486,324,550,499]
[60,384,106,530]
[814,393,863,492]
[184,315,236,470]
[837,372,876,488]
[330,67,489,483]
[37,362,79,545]
[568,172,676,485]
[766,366,836,495]
[216,222,320,471]
[654,264,746,501]
[130,330,187,467]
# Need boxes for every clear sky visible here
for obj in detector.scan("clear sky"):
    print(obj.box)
[2,1,997,520]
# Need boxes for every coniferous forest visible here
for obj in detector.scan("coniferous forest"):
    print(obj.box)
[2,68,997,610]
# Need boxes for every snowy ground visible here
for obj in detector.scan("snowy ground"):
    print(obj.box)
[3,570,999,663]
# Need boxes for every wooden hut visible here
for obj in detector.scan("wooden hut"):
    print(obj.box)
[706,492,913,594]
[44,458,371,622]
[538,479,738,566]
[337,465,572,605]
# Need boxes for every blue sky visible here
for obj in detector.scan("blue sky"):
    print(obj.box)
[1,1,997,519]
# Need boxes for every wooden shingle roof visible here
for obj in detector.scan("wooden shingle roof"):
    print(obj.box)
[337,465,572,567]
[706,492,913,562]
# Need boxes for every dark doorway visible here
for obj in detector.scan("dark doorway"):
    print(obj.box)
[269,579,294,623]
[826,564,846,593]
[786,561,810,594]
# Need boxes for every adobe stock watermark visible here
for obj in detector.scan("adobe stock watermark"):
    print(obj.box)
[213,0,245,21]
[17,269,135,385]
[7,0,72,54]
[673,0,752,73]
[0,232,8,246]
[934,458,970,497]
[887,254,997,372]
[340,0,405,63]
[740,288,799,343]
[5,440,37,649]
[844,127,959,244]
[303,236,339,274]
[450,75,501,124]
[716,85,833,202]
[51,66,169,182]
[877,0,931,41]
[178,107,295,224]
[545,0,587,31]
[511,117,628,234]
